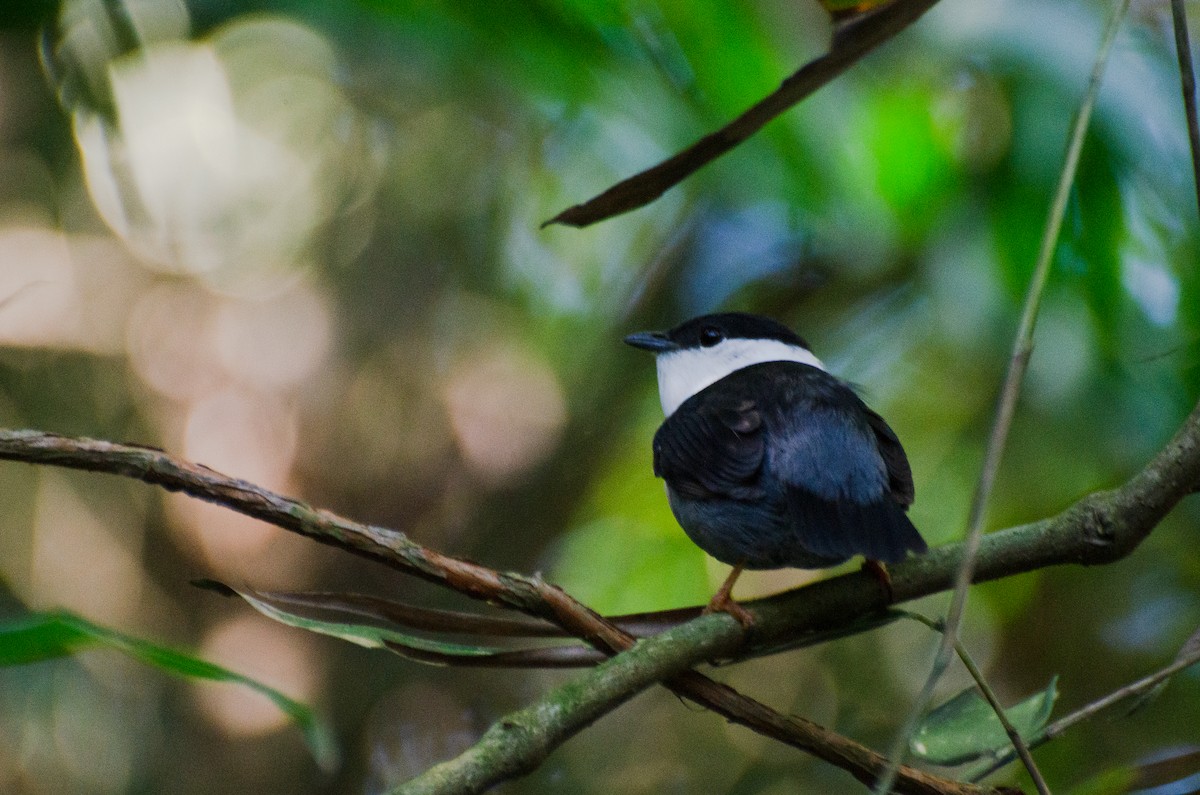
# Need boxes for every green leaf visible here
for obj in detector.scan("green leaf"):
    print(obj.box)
[227,586,503,659]
[202,583,622,669]
[0,611,93,664]
[0,611,337,770]
[910,676,1058,765]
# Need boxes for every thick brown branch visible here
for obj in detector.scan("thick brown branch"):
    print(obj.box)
[545,0,943,228]
[3,394,1199,792]
[0,429,970,793]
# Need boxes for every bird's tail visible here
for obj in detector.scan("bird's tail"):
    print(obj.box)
[790,490,927,564]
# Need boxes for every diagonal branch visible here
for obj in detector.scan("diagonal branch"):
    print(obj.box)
[875,1,1131,790]
[0,428,982,793]
[393,614,1007,795]
[545,0,944,228]
[3,391,1200,791]
[900,612,1049,795]
[390,614,734,795]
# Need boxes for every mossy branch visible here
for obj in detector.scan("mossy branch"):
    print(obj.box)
[2,396,1199,792]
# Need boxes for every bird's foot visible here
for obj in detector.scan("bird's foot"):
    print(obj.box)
[702,591,756,628]
[703,562,754,628]
[861,559,895,603]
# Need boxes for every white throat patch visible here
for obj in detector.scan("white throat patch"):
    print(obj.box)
[655,338,825,417]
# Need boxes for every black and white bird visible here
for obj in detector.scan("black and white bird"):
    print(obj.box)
[625,312,926,625]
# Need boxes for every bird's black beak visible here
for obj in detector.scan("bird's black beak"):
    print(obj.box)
[624,331,678,353]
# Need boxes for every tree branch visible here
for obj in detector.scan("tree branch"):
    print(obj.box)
[544,0,944,228]
[393,615,1010,795]
[391,615,735,795]
[1171,0,1200,219]
[0,429,991,793]
[6,405,1197,651]
[967,642,1200,782]
[876,2,1131,788]
[2,392,1199,791]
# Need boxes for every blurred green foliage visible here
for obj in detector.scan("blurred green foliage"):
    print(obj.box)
[0,611,336,769]
[0,0,1198,793]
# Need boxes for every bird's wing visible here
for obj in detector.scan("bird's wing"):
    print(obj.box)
[771,400,890,505]
[769,371,925,562]
[651,364,925,564]
[652,393,765,501]
[863,406,915,508]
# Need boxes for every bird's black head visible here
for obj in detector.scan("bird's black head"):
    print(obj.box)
[624,312,821,417]
[624,312,809,353]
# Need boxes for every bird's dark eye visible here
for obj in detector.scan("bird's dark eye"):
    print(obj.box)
[699,326,724,347]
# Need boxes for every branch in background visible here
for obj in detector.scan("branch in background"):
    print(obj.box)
[544,0,943,228]
[395,613,1013,795]
[3,389,1200,792]
[875,1,1132,789]
[1171,0,1200,219]
[967,642,1200,782]
[901,612,1049,795]
[0,429,990,794]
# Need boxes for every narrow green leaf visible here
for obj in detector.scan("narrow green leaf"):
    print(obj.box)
[910,676,1058,765]
[0,611,337,770]
[227,586,503,659]
[0,610,93,664]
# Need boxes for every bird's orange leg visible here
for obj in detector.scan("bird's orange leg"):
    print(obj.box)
[703,562,754,628]
[861,559,895,603]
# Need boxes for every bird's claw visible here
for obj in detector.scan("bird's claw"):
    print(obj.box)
[703,591,756,628]
[861,559,895,603]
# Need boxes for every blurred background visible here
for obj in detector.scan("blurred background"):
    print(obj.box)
[0,0,1198,792]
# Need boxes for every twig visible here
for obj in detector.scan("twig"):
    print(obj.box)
[873,2,1132,791]
[954,643,1050,794]
[902,613,1050,794]
[545,0,944,228]
[967,643,1200,782]
[1171,0,1200,219]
